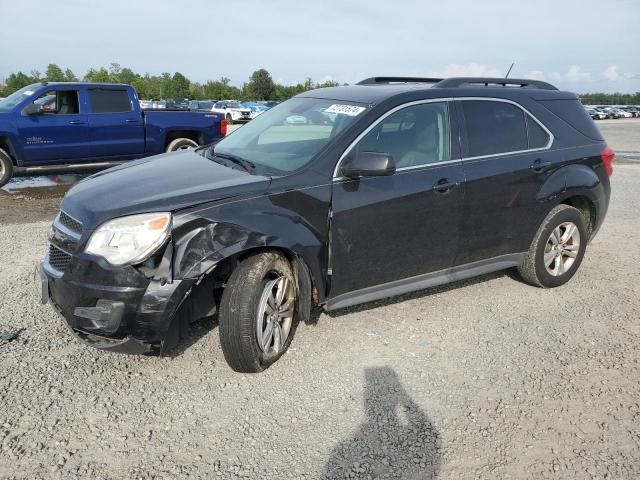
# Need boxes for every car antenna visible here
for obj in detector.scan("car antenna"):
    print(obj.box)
[505,62,515,79]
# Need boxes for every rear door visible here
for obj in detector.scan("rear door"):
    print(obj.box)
[329,100,465,298]
[455,98,554,264]
[17,87,90,163]
[87,87,145,157]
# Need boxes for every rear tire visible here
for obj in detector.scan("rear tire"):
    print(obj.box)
[219,252,298,373]
[226,113,234,125]
[0,148,13,188]
[166,138,198,152]
[518,205,588,288]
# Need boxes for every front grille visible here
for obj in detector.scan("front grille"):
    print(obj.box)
[48,245,72,272]
[58,211,83,234]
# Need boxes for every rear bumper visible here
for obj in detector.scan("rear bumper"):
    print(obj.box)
[38,259,193,355]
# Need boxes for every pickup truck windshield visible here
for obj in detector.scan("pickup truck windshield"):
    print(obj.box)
[212,97,367,173]
[0,84,39,112]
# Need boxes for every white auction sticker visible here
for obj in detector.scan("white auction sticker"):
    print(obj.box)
[324,104,366,116]
[23,90,35,96]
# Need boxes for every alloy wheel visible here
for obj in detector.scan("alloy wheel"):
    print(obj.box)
[544,222,581,276]
[256,275,294,354]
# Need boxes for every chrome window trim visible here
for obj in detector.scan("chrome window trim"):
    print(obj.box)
[332,96,555,179]
[332,98,455,180]
[456,96,554,161]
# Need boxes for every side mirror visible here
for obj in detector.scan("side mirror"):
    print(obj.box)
[341,151,396,178]
[23,103,43,115]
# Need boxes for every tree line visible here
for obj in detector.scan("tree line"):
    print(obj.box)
[0,63,342,101]
[2,64,638,104]
[578,92,640,105]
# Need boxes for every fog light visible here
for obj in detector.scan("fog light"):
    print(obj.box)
[74,300,125,334]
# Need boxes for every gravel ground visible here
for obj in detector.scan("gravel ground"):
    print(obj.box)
[1,124,639,479]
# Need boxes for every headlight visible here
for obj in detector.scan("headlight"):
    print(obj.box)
[86,213,171,266]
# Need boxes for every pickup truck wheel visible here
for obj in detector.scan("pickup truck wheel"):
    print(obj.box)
[518,205,588,288]
[226,113,234,125]
[0,148,13,188]
[219,252,298,373]
[166,138,199,153]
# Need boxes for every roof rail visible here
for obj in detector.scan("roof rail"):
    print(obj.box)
[434,77,558,90]
[357,76,444,85]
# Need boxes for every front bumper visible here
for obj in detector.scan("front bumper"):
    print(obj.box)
[38,258,193,355]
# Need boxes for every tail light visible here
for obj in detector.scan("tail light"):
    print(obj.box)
[601,145,615,176]
[219,119,227,137]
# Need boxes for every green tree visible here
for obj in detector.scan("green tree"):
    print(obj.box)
[84,68,111,82]
[64,69,78,82]
[172,72,190,98]
[247,69,275,100]
[45,63,66,81]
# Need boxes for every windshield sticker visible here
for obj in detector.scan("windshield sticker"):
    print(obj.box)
[23,90,35,96]
[324,104,366,116]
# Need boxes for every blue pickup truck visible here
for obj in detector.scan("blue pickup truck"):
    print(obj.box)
[0,82,227,187]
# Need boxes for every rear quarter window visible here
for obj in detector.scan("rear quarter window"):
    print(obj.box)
[538,99,603,141]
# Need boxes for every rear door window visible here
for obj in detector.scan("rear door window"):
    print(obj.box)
[461,100,527,157]
[88,89,132,113]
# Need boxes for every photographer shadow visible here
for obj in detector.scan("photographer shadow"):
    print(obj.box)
[323,367,441,479]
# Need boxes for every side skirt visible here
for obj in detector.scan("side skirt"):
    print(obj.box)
[324,253,525,312]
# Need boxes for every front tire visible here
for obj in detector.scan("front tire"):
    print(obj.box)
[518,205,588,288]
[166,138,199,153]
[219,252,298,373]
[0,148,13,188]
[226,113,234,125]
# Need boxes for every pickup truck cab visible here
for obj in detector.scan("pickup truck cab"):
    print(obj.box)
[0,82,227,186]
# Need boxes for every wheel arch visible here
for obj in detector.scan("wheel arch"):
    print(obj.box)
[0,136,19,166]
[164,129,202,148]
[537,163,608,241]
[169,220,326,307]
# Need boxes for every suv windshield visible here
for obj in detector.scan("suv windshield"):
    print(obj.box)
[0,84,39,112]
[210,97,366,173]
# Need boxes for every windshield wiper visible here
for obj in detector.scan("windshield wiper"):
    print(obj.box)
[213,152,256,173]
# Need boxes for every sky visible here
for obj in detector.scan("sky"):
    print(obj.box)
[1,0,639,93]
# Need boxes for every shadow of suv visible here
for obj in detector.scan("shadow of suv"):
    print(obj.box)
[38,76,614,372]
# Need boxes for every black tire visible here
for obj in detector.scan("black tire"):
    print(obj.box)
[219,252,299,373]
[226,113,234,125]
[518,205,588,288]
[0,148,13,188]
[166,138,199,153]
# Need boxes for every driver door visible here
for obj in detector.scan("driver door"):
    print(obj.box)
[17,88,90,163]
[328,101,465,300]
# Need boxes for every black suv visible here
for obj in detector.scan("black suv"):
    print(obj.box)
[38,77,614,372]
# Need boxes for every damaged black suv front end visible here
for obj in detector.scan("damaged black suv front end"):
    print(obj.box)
[39,210,194,354]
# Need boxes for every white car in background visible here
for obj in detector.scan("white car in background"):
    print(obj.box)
[211,100,251,124]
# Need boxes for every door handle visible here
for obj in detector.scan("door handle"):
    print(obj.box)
[68,120,85,125]
[125,119,140,124]
[530,159,552,172]
[431,178,460,193]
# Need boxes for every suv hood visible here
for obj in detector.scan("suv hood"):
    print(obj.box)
[61,150,271,229]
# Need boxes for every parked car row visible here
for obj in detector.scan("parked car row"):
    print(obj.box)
[583,104,640,119]
[141,98,280,123]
